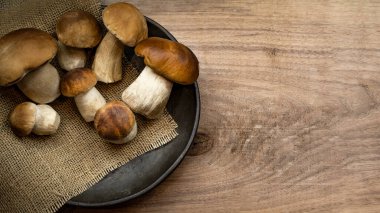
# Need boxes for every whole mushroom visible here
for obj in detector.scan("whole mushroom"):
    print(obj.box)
[94,101,137,144]
[56,10,101,71]
[0,28,61,104]
[9,102,61,136]
[122,37,199,119]
[60,68,106,122]
[92,2,148,83]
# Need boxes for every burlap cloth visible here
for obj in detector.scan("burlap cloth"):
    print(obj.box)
[0,0,178,212]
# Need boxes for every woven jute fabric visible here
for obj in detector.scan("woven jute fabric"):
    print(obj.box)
[0,0,178,212]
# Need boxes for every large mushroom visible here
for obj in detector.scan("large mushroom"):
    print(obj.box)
[56,10,101,71]
[60,68,106,122]
[9,102,61,136]
[0,28,61,104]
[92,2,148,83]
[122,37,199,119]
[94,101,137,144]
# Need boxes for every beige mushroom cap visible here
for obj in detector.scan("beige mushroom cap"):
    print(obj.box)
[56,10,102,48]
[103,2,148,47]
[0,28,57,86]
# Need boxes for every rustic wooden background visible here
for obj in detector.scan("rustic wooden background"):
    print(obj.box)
[65,0,380,212]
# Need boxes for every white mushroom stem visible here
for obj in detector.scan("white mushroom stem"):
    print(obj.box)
[57,41,87,71]
[17,63,61,104]
[33,104,61,135]
[92,32,124,83]
[122,66,173,119]
[75,87,106,122]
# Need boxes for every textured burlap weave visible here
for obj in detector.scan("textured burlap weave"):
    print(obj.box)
[0,0,178,212]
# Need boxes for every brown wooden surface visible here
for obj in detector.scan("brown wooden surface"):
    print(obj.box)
[65,0,380,212]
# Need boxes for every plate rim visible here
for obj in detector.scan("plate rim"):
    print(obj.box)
[66,16,201,207]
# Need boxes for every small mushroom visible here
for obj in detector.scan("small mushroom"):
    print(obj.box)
[56,10,101,71]
[9,102,61,136]
[60,68,106,122]
[122,37,199,119]
[92,2,148,83]
[0,28,61,104]
[94,101,137,144]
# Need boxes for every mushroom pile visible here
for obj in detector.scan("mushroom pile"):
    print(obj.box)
[0,2,199,145]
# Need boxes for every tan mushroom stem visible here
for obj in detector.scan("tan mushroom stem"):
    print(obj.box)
[92,32,124,83]
[57,41,86,71]
[122,66,173,119]
[75,87,106,122]
[33,104,61,135]
[16,63,61,104]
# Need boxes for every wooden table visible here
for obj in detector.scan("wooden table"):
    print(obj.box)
[67,0,380,212]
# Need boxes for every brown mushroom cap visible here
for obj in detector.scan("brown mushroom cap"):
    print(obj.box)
[103,2,148,47]
[135,37,199,85]
[0,28,57,86]
[9,102,37,137]
[94,101,136,141]
[56,10,101,48]
[60,68,97,97]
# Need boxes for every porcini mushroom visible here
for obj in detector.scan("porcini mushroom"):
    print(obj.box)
[94,101,137,144]
[92,2,148,83]
[9,102,61,136]
[122,37,199,119]
[0,28,61,104]
[60,68,106,122]
[56,10,101,71]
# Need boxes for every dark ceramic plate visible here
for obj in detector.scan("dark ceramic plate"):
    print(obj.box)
[66,17,200,207]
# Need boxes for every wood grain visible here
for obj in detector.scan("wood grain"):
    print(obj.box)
[65,0,380,212]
